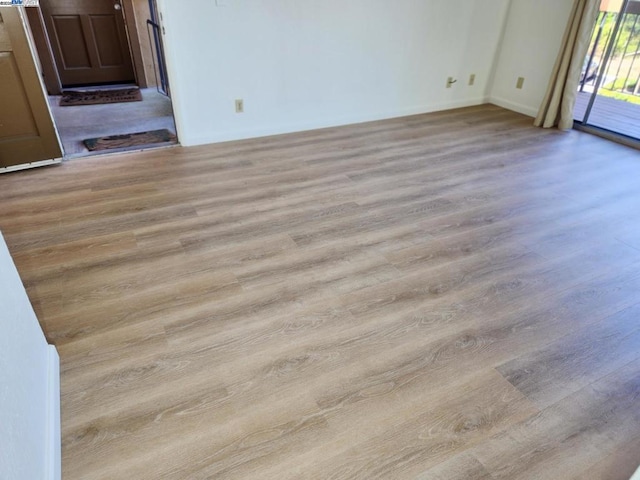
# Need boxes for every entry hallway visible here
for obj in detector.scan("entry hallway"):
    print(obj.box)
[1,105,639,479]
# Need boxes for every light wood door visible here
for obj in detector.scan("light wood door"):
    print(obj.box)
[40,0,135,86]
[0,8,62,168]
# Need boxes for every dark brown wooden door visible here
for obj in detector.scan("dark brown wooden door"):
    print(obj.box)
[40,0,135,87]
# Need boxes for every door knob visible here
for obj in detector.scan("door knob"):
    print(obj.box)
[114,3,122,10]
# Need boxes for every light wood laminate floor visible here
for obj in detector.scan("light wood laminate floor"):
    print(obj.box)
[1,105,640,479]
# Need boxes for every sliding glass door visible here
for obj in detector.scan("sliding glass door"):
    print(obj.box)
[574,0,640,140]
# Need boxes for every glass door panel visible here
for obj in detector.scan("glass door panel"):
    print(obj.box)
[575,0,640,140]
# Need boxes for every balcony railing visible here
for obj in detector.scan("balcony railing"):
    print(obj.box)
[580,1,640,102]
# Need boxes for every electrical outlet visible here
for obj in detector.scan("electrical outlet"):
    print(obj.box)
[469,74,476,86]
[516,77,525,89]
[235,99,244,113]
[446,77,456,89]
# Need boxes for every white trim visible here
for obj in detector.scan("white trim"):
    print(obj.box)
[45,345,60,480]
[489,96,538,118]
[0,158,61,174]
[180,97,491,147]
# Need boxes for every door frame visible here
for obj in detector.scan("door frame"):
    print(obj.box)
[574,0,640,147]
[28,0,148,94]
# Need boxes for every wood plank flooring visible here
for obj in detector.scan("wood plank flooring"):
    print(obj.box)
[1,105,640,479]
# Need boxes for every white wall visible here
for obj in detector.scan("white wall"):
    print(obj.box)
[0,233,60,480]
[490,0,575,117]
[158,0,510,146]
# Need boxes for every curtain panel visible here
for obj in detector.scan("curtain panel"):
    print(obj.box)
[534,0,601,130]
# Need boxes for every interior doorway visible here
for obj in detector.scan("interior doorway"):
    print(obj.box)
[26,0,178,159]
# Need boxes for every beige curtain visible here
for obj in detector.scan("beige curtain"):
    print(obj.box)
[534,0,601,130]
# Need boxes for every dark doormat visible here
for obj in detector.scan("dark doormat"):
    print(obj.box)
[83,129,177,152]
[60,87,143,106]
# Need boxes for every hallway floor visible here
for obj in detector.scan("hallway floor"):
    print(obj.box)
[49,88,178,159]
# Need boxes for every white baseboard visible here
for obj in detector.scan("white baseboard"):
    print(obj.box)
[489,96,538,118]
[45,345,61,480]
[180,97,491,146]
[0,158,61,174]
